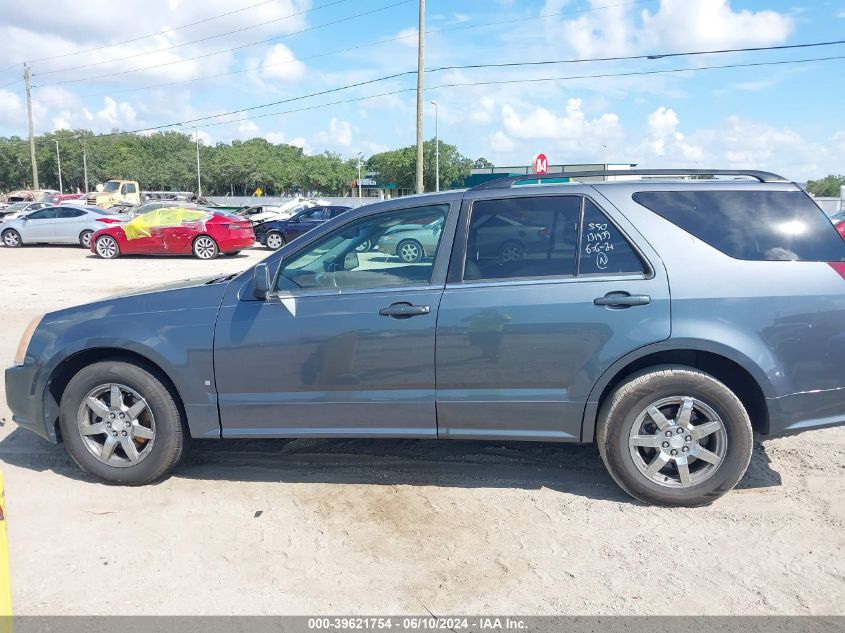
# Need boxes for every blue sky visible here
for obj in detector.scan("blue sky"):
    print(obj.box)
[0,0,843,180]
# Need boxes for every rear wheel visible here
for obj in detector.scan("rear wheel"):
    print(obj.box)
[265,231,285,251]
[2,229,21,248]
[193,235,219,259]
[58,361,186,485]
[94,235,120,259]
[79,230,94,248]
[596,366,753,507]
[397,239,423,263]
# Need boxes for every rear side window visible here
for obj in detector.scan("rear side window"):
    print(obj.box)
[579,199,646,275]
[633,190,845,262]
[58,208,86,218]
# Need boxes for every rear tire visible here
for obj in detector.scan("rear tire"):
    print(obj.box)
[79,230,94,248]
[94,235,120,259]
[193,235,219,259]
[58,361,186,485]
[596,366,753,507]
[2,229,22,248]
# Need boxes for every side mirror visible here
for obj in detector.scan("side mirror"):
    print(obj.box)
[253,263,271,300]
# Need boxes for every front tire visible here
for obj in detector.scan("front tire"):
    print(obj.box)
[193,235,219,259]
[265,231,285,251]
[58,360,186,485]
[596,366,753,507]
[397,238,424,263]
[2,229,22,248]
[94,235,120,259]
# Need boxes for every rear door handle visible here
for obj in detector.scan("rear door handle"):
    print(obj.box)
[594,292,651,308]
[379,302,431,318]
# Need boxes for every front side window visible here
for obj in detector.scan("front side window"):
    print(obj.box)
[277,205,449,291]
[633,190,845,262]
[26,207,59,220]
[125,183,137,194]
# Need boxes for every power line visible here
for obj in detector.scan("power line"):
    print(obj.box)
[3,52,841,148]
[30,0,650,93]
[33,0,415,88]
[32,0,355,78]
[0,0,280,74]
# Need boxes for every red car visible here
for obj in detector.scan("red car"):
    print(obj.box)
[837,220,845,241]
[91,208,254,259]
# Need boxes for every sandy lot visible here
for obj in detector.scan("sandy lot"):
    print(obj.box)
[0,244,843,615]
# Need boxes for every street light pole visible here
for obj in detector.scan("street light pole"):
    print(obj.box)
[193,125,202,197]
[602,144,608,181]
[357,152,363,199]
[414,0,426,194]
[430,100,439,192]
[54,140,63,194]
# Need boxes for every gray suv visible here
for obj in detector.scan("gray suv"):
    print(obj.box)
[7,169,845,506]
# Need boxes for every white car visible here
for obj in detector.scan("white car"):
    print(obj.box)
[0,205,123,249]
[0,201,51,221]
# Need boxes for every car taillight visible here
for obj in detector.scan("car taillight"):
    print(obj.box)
[829,262,845,281]
[97,218,122,224]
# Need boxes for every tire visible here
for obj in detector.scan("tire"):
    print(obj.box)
[497,240,524,265]
[79,230,94,249]
[193,235,219,259]
[223,250,241,257]
[94,235,120,259]
[2,229,22,248]
[397,238,424,263]
[265,231,285,251]
[596,366,753,507]
[58,360,186,485]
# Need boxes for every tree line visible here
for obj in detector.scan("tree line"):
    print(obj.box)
[0,129,488,197]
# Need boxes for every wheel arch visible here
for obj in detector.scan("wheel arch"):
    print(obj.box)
[581,342,772,442]
[45,348,188,443]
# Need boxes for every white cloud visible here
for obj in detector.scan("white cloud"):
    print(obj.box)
[0,90,25,128]
[259,43,306,81]
[236,121,259,139]
[647,106,679,137]
[488,130,514,152]
[395,27,419,47]
[96,97,137,127]
[468,95,496,124]
[315,118,352,147]
[500,99,621,141]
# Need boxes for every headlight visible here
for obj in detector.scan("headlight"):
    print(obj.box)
[14,315,43,366]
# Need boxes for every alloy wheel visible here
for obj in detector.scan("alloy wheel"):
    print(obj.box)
[95,236,118,258]
[2,230,20,247]
[76,383,156,467]
[266,232,284,250]
[628,396,728,488]
[398,240,422,263]
[194,236,218,259]
[80,231,93,248]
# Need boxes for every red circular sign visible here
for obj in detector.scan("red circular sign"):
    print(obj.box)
[533,153,549,175]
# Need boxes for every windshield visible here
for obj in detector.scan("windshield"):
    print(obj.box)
[2,203,29,212]
[102,182,121,193]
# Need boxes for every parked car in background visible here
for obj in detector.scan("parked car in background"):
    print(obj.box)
[85,180,141,208]
[255,204,351,250]
[377,216,445,262]
[1,205,122,248]
[3,189,61,203]
[0,201,51,220]
[90,207,254,259]
[235,204,293,224]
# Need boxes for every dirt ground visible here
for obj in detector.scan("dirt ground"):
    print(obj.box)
[0,244,843,615]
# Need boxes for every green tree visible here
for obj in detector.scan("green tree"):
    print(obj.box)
[806,174,845,197]
[368,139,472,192]
[473,157,493,169]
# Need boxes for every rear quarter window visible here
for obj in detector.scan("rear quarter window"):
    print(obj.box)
[633,190,845,262]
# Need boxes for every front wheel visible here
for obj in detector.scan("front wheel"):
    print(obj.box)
[193,235,219,259]
[94,235,120,259]
[265,231,285,251]
[2,229,21,248]
[596,366,753,507]
[79,230,94,248]
[58,360,186,485]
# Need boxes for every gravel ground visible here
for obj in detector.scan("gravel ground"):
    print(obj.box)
[0,244,843,615]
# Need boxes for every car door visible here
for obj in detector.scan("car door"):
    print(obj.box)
[213,200,459,437]
[435,189,671,441]
[283,208,325,241]
[53,207,87,242]
[18,207,60,241]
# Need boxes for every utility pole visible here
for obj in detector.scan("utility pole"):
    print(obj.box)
[80,139,89,193]
[192,125,202,197]
[54,140,63,193]
[430,100,439,192]
[357,152,363,199]
[23,63,39,189]
[414,0,425,194]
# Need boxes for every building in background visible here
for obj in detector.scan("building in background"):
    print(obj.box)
[464,163,638,188]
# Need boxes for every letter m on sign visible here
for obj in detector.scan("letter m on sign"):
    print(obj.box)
[533,153,548,175]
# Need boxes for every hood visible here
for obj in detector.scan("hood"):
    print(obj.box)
[105,273,237,299]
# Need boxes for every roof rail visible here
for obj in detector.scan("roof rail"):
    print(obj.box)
[468,168,788,191]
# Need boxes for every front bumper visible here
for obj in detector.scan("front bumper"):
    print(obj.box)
[5,364,56,442]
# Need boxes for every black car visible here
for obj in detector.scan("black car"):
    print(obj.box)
[255,205,351,250]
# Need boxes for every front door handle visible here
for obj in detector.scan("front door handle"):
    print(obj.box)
[594,292,651,308]
[379,302,431,318]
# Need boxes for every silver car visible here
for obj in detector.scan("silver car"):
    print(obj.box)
[1,205,122,248]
